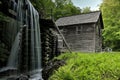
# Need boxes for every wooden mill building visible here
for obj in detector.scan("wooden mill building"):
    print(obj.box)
[56,11,104,52]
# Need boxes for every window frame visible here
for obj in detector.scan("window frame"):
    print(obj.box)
[76,25,82,35]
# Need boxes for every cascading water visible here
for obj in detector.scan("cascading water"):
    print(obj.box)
[0,0,42,79]
[7,0,23,68]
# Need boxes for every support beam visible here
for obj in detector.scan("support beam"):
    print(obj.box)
[53,20,72,53]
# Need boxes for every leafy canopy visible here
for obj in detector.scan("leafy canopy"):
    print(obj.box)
[30,0,81,20]
[100,0,120,51]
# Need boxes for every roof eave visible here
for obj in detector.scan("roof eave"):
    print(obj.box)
[57,22,97,27]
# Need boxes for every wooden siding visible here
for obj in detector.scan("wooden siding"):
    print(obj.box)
[59,23,97,52]
[95,19,102,52]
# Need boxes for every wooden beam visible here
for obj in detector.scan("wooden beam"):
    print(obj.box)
[8,9,17,16]
[53,20,72,53]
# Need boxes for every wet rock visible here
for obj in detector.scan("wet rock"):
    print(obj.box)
[16,74,29,80]
[42,59,66,80]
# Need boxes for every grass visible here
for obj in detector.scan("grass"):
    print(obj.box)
[49,52,120,80]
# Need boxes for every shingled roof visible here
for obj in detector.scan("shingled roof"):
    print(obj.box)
[56,11,103,28]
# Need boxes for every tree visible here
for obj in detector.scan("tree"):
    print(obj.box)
[82,7,91,13]
[53,2,81,20]
[30,0,55,18]
[30,0,81,20]
[100,0,120,51]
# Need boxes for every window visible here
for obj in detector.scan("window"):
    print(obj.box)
[96,24,101,37]
[63,29,66,34]
[59,29,63,34]
[82,24,94,32]
[60,28,66,35]
[63,41,66,47]
[85,26,93,32]
[76,26,82,34]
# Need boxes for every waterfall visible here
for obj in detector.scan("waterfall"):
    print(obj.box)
[7,0,23,68]
[1,0,42,79]
[7,32,20,68]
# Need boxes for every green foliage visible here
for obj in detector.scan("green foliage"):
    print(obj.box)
[30,0,81,20]
[0,12,10,22]
[30,0,55,18]
[53,0,81,20]
[82,7,91,13]
[49,52,120,80]
[100,0,120,51]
